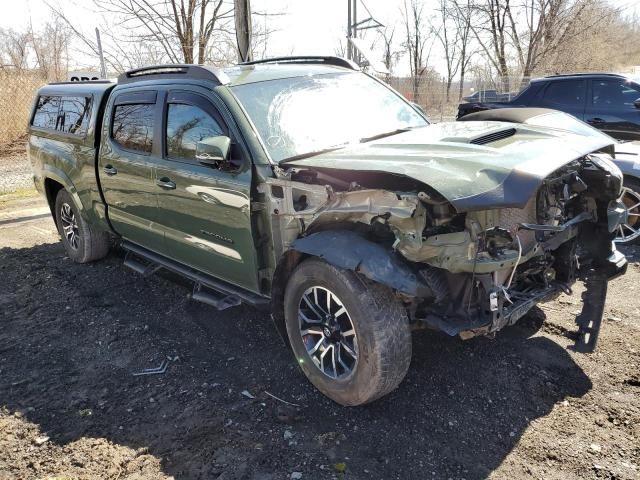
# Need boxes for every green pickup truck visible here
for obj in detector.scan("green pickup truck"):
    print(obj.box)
[29,57,627,406]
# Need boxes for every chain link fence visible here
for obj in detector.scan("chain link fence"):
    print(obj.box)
[0,71,47,148]
[385,75,535,122]
[387,76,459,122]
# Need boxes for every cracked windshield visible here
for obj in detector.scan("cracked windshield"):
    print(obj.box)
[232,72,428,162]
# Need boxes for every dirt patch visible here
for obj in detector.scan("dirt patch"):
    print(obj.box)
[0,197,639,479]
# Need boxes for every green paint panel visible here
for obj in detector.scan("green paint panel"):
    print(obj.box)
[153,159,259,291]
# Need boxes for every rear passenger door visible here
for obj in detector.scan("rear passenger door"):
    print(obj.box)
[536,79,586,120]
[98,89,165,253]
[153,89,260,292]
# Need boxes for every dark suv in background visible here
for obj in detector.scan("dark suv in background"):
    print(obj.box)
[458,73,640,141]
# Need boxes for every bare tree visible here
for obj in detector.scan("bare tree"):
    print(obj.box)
[451,0,474,101]
[378,26,402,79]
[96,0,235,64]
[31,19,72,80]
[431,0,463,103]
[541,1,640,72]
[0,29,31,71]
[334,39,348,58]
[468,0,511,91]
[507,0,606,81]
[402,0,435,104]
[468,0,613,89]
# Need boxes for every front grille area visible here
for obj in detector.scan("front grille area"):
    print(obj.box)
[470,128,517,145]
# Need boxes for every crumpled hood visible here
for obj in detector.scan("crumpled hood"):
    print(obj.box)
[285,121,615,212]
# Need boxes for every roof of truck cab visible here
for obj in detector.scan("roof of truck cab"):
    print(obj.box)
[222,64,355,86]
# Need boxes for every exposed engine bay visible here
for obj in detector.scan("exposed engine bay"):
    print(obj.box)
[261,153,628,352]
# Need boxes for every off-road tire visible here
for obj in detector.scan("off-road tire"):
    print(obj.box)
[283,258,412,406]
[617,176,640,245]
[54,189,110,263]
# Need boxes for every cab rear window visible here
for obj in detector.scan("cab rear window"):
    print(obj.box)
[32,95,91,135]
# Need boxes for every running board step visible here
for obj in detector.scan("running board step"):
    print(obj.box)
[124,251,162,277]
[120,240,270,309]
[191,283,241,311]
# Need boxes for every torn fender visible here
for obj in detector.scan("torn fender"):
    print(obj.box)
[290,230,432,298]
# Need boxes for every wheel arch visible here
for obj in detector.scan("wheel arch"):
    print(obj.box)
[271,230,433,321]
[44,177,64,219]
[42,166,87,222]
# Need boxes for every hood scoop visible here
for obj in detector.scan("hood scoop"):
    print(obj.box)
[470,128,516,145]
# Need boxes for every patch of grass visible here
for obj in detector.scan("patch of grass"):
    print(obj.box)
[0,187,38,201]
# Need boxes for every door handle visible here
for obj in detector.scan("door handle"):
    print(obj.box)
[588,117,605,124]
[103,165,117,175]
[156,178,176,190]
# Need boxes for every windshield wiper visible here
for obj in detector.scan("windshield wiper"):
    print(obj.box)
[359,127,414,143]
[279,144,347,164]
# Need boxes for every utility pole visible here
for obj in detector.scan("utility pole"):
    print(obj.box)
[347,0,352,60]
[347,0,359,62]
[95,28,106,78]
[235,0,252,62]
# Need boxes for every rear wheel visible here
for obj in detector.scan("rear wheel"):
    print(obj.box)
[283,258,412,406]
[616,177,640,245]
[54,189,110,263]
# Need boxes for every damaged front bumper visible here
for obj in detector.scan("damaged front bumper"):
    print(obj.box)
[413,217,627,353]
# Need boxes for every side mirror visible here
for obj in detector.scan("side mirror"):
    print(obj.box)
[634,98,640,109]
[195,136,231,165]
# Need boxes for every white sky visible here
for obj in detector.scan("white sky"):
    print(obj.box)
[2,0,639,75]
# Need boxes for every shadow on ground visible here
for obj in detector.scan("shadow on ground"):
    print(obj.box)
[0,242,592,479]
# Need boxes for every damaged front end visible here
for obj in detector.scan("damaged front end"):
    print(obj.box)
[264,153,627,353]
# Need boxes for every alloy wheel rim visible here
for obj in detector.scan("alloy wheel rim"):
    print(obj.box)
[616,187,640,244]
[298,286,358,379]
[60,203,80,250]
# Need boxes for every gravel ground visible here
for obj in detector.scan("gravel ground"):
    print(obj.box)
[0,144,33,194]
[0,192,639,480]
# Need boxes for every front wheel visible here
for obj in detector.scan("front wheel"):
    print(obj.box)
[616,177,640,245]
[283,258,412,406]
[54,189,110,263]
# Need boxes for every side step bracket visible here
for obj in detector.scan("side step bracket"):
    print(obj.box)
[124,251,162,277]
[191,283,242,311]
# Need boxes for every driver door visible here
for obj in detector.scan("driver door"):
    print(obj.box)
[153,89,260,292]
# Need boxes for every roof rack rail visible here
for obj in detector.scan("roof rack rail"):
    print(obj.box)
[239,56,359,71]
[118,64,230,85]
[543,72,626,78]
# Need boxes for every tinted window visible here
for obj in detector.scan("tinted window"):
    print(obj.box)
[59,96,91,135]
[166,104,224,161]
[112,104,154,153]
[592,79,640,106]
[32,96,60,129]
[543,80,585,107]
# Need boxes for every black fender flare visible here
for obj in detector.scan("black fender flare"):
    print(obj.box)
[290,230,432,298]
